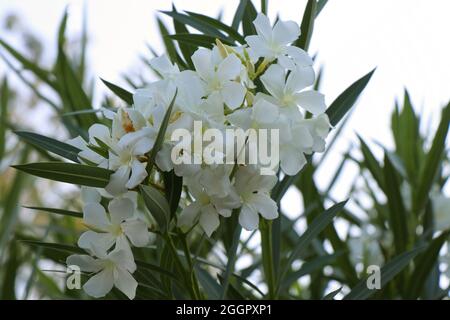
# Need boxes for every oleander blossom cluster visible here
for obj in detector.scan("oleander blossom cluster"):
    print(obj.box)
[66,13,330,299]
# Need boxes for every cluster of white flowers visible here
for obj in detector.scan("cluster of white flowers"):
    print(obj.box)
[66,13,330,299]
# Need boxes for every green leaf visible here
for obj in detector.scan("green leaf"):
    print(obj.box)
[232,0,249,31]
[162,170,183,216]
[195,265,222,299]
[55,11,96,129]
[24,206,83,218]
[20,240,85,263]
[147,90,177,171]
[316,0,328,16]
[344,245,426,300]
[0,38,56,89]
[357,135,385,190]
[261,0,268,14]
[167,34,233,49]
[156,18,187,69]
[326,68,376,126]
[162,10,233,43]
[185,11,246,44]
[100,78,133,105]
[171,6,195,68]
[0,148,29,252]
[295,0,317,51]
[406,230,450,299]
[0,240,18,299]
[413,102,450,214]
[12,162,112,187]
[383,153,409,254]
[323,287,342,300]
[135,260,179,280]
[14,131,81,163]
[242,0,258,36]
[281,252,343,291]
[278,200,348,292]
[139,185,171,232]
[0,77,9,161]
[220,222,241,299]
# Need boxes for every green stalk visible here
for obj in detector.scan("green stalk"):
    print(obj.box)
[260,220,276,299]
[165,233,199,299]
[179,232,202,299]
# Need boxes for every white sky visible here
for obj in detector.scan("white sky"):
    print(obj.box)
[1,0,449,201]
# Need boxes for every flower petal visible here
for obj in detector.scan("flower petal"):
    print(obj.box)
[280,146,307,175]
[81,187,102,204]
[239,204,259,231]
[217,54,241,81]
[272,20,300,45]
[122,220,150,247]
[113,267,138,300]
[106,165,131,196]
[83,202,110,230]
[126,159,148,189]
[66,254,102,273]
[108,198,134,224]
[199,204,220,237]
[261,64,285,99]
[221,82,246,110]
[295,90,326,115]
[83,268,114,298]
[192,48,213,81]
[253,13,272,40]
[250,193,278,220]
[78,231,115,256]
[286,66,315,93]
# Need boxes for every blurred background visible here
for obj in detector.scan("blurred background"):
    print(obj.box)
[0,0,449,299]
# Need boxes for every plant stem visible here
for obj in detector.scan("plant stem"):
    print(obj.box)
[165,232,199,299]
[179,232,202,299]
[261,220,276,299]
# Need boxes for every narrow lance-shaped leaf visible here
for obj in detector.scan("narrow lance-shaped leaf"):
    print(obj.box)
[100,78,133,105]
[326,68,376,126]
[162,170,183,217]
[24,206,83,218]
[406,230,450,299]
[413,102,450,215]
[12,162,112,188]
[383,153,409,254]
[14,131,81,163]
[278,200,348,293]
[147,90,177,172]
[139,185,171,232]
[344,245,427,300]
[295,0,317,51]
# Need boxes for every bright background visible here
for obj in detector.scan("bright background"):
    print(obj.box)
[1,0,449,215]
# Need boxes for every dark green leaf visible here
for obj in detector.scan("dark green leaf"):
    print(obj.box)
[413,102,450,214]
[14,131,81,163]
[12,162,112,187]
[24,206,83,218]
[406,230,450,299]
[162,170,183,216]
[326,68,376,126]
[100,78,133,105]
[383,154,409,254]
[295,0,317,51]
[139,185,170,232]
[344,245,426,300]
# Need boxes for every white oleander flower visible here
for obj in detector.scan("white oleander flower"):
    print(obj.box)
[67,247,137,299]
[234,166,278,230]
[261,64,326,117]
[178,180,241,237]
[78,198,150,257]
[245,13,312,69]
[192,47,246,110]
[105,108,156,195]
